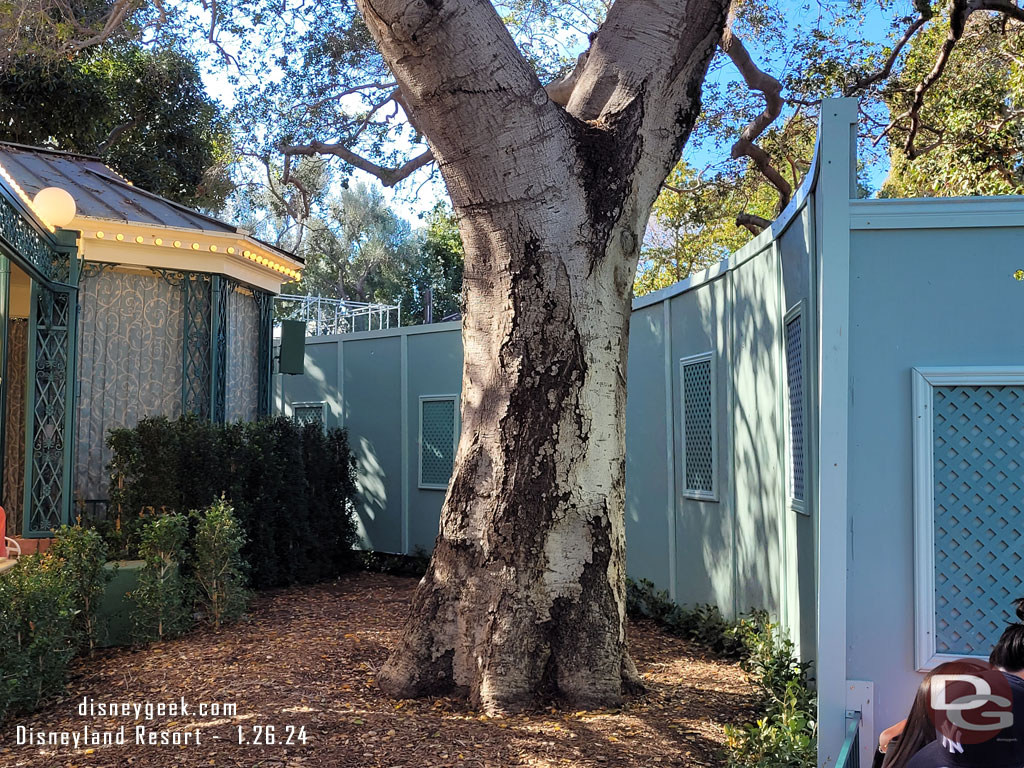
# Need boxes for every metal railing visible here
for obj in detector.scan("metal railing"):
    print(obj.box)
[275,294,401,336]
[836,710,862,768]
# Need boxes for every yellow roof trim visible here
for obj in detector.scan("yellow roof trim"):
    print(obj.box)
[71,216,302,281]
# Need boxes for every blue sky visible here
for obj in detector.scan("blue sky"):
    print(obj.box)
[200,0,907,225]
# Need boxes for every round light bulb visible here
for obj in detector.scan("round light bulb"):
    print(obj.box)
[32,187,77,227]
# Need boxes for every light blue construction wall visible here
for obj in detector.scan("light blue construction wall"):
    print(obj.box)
[626,189,818,656]
[844,203,1024,741]
[275,322,462,554]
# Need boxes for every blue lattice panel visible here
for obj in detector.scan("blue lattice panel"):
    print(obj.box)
[785,316,805,501]
[682,359,714,494]
[933,385,1024,655]
[421,399,455,487]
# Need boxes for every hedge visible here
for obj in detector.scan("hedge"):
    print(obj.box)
[106,415,359,590]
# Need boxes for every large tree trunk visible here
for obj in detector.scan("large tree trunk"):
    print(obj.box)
[357,0,729,711]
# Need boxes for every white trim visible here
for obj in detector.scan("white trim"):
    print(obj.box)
[784,302,809,516]
[911,365,1024,670]
[679,350,719,502]
[417,393,461,491]
[400,335,410,553]
[850,196,1024,230]
[662,301,678,601]
[299,320,460,345]
[815,98,857,768]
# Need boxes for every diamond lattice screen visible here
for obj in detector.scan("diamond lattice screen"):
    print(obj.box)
[293,403,325,428]
[785,316,805,502]
[421,399,456,487]
[933,385,1024,655]
[682,359,714,494]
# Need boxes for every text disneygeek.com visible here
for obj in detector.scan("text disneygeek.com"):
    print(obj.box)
[11,697,310,749]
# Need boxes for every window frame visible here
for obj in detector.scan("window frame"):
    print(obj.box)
[679,350,718,502]
[418,394,460,490]
[291,400,326,430]
[784,302,809,516]
[911,366,1024,670]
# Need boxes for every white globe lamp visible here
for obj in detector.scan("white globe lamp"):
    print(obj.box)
[32,187,77,228]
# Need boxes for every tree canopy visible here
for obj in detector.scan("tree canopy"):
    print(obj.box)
[0,44,232,208]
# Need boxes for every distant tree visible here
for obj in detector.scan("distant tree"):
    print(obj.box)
[295,183,417,305]
[880,15,1024,197]
[399,203,465,323]
[0,45,232,208]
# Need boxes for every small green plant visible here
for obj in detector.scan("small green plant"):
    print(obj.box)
[724,613,816,768]
[48,524,113,653]
[0,554,76,721]
[625,577,746,658]
[192,499,250,629]
[357,548,431,578]
[624,577,816,768]
[131,513,192,642]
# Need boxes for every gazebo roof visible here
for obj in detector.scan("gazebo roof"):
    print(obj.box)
[0,142,302,290]
[0,142,240,236]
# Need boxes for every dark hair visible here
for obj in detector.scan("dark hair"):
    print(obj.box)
[990,598,1024,672]
[882,672,939,768]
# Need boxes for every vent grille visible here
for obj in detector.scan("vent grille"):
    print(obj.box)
[933,385,1024,654]
[682,358,714,495]
[785,315,805,502]
[421,398,456,487]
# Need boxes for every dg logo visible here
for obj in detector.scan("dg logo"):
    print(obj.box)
[927,659,1015,748]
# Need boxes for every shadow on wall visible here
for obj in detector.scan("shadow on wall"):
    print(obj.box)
[730,266,783,617]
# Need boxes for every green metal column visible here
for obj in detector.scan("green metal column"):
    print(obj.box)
[254,289,274,418]
[210,275,229,424]
[21,237,79,537]
[0,255,9,511]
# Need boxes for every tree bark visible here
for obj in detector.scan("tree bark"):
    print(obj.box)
[356,0,728,711]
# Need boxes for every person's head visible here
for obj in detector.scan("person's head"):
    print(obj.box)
[882,671,939,768]
[990,597,1024,674]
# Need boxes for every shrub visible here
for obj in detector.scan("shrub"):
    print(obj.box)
[48,524,113,653]
[624,577,816,768]
[191,500,249,629]
[724,614,816,768]
[0,554,76,721]
[131,513,192,642]
[625,577,746,658]
[108,416,359,589]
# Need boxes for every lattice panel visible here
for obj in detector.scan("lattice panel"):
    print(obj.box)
[682,358,714,494]
[293,403,325,429]
[182,274,212,417]
[785,316,805,502]
[933,385,1024,655]
[253,290,274,417]
[211,276,231,423]
[0,185,60,282]
[26,286,73,534]
[421,398,456,487]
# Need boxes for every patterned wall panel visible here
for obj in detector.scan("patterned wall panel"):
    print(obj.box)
[933,385,1024,655]
[75,270,184,501]
[3,318,27,535]
[682,357,715,495]
[420,398,456,487]
[226,286,259,423]
[785,315,805,502]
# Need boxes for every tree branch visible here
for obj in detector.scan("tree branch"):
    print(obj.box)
[95,120,137,154]
[736,212,771,235]
[719,18,791,211]
[845,7,933,95]
[279,141,434,187]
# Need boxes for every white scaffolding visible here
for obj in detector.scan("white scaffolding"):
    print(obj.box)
[275,294,401,335]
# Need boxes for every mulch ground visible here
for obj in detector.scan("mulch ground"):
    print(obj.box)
[0,572,758,768]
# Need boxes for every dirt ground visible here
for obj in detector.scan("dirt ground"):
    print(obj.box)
[0,572,757,768]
